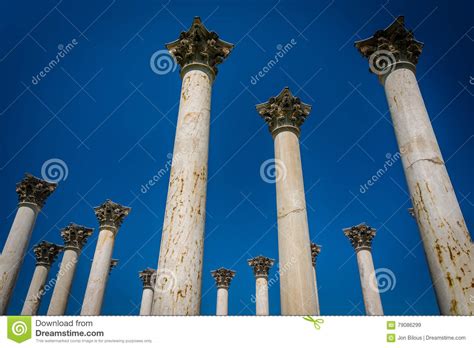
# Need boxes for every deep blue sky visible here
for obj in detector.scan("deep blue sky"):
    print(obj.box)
[0,0,472,315]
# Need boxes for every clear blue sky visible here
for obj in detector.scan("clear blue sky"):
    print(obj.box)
[0,0,472,315]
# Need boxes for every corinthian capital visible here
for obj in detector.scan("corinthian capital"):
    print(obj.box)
[256,87,311,137]
[343,223,376,251]
[16,173,57,209]
[355,16,423,73]
[248,256,275,279]
[211,268,236,289]
[166,17,233,78]
[94,199,131,232]
[60,223,94,251]
[310,243,322,267]
[109,259,119,274]
[33,241,63,267]
[139,268,156,289]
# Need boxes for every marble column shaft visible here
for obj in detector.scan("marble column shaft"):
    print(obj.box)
[81,200,130,315]
[248,256,274,315]
[344,223,383,315]
[355,16,474,315]
[310,243,322,315]
[0,174,56,314]
[139,268,156,316]
[21,265,49,315]
[21,241,62,315]
[47,224,93,315]
[211,268,235,316]
[257,87,317,315]
[255,277,269,315]
[216,288,229,316]
[152,17,233,315]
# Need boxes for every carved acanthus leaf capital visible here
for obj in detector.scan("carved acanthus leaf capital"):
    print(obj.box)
[139,268,156,289]
[355,16,423,72]
[94,199,131,231]
[343,223,377,251]
[61,223,94,251]
[310,243,322,267]
[256,87,311,137]
[166,17,233,77]
[16,173,57,209]
[211,268,236,289]
[248,256,275,278]
[33,241,63,267]
[109,259,119,274]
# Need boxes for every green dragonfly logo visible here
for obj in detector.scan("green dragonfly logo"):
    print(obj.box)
[303,316,324,330]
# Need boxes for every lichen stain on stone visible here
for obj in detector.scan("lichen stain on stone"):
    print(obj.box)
[0,273,7,291]
[435,243,444,264]
[450,299,459,314]
[448,246,455,262]
[184,112,200,124]
[446,272,454,287]
[192,171,200,194]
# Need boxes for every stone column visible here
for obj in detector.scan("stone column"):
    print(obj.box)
[355,16,474,315]
[344,223,383,315]
[248,256,274,315]
[47,223,93,315]
[310,243,322,315]
[81,200,130,315]
[21,241,62,315]
[138,268,156,316]
[152,17,233,316]
[211,268,235,316]
[256,87,317,315]
[0,173,56,314]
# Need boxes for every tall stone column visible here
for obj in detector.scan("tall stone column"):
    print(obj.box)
[0,173,56,314]
[344,223,383,316]
[47,223,93,315]
[211,268,235,316]
[256,87,317,315]
[248,256,274,315]
[138,268,156,316]
[21,241,62,315]
[355,16,474,315]
[81,200,130,315]
[152,17,233,315]
[310,243,322,315]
